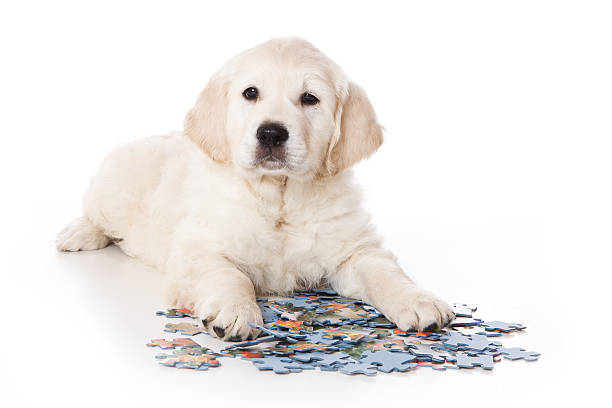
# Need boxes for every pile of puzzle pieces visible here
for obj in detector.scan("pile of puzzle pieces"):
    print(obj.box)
[148,289,540,375]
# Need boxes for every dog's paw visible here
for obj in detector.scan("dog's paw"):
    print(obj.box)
[196,297,263,341]
[56,217,110,252]
[382,288,455,332]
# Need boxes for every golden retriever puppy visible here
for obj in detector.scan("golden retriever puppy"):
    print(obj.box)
[56,38,454,340]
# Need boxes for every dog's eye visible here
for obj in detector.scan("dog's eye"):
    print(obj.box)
[301,92,319,106]
[242,87,258,101]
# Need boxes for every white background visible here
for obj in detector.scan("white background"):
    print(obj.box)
[1,1,610,406]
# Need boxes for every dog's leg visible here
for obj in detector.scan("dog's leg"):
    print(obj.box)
[164,248,263,341]
[329,247,455,331]
[55,217,111,252]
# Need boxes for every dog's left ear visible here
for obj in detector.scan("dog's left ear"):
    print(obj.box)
[324,81,384,176]
[184,73,230,163]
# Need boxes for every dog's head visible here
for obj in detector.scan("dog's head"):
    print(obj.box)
[185,38,383,179]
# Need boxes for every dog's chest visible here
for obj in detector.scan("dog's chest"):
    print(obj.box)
[225,178,346,292]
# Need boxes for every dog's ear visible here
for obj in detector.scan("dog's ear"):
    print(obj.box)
[325,81,384,175]
[184,73,230,163]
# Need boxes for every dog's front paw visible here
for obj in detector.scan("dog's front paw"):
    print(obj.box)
[382,288,455,332]
[196,297,263,341]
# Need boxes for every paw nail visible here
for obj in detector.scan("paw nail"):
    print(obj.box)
[424,323,438,332]
[213,326,226,338]
[227,335,243,342]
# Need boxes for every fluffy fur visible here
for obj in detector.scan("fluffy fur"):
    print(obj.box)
[56,38,454,340]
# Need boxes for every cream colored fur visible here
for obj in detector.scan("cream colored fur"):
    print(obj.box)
[56,38,454,340]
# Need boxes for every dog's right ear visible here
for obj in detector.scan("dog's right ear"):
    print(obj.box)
[184,72,230,163]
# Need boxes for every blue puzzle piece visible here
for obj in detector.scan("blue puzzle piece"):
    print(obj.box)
[405,342,452,363]
[221,335,277,350]
[450,317,482,327]
[358,350,418,373]
[440,331,501,352]
[340,360,377,375]
[499,347,540,361]
[248,323,307,342]
[480,321,526,332]
[452,303,477,318]
[258,303,281,323]
[290,351,351,368]
[454,353,495,370]
[250,355,316,374]
[274,298,319,310]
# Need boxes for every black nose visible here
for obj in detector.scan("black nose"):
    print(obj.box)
[256,123,289,148]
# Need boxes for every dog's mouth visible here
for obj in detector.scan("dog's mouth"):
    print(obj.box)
[254,147,287,170]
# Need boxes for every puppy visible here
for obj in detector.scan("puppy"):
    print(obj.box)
[56,38,454,340]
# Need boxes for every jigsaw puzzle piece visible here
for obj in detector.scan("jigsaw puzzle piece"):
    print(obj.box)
[273,319,306,333]
[280,341,338,353]
[339,360,378,375]
[146,338,199,350]
[319,327,368,344]
[358,350,418,373]
[449,317,483,327]
[156,308,196,318]
[274,297,320,310]
[452,303,477,318]
[440,331,501,352]
[406,341,452,363]
[164,322,207,336]
[221,335,277,350]
[416,361,458,371]
[480,321,526,333]
[367,316,396,328]
[454,353,495,370]
[289,351,351,368]
[302,329,342,345]
[499,347,540,361]
[156,349,220,370]
[250,355,315,374]
[258,303,282,324]
[248,323,306,342]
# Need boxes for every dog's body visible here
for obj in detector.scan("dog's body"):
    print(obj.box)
[57,38,454,340]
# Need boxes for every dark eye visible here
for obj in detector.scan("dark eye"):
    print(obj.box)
[301,92,319,106]
[242,87,258,101]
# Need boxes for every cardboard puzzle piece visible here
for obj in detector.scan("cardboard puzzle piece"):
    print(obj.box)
[156,308,195,319]
[358,350,418,373]
[221,335,277,350]
[259,304,281,324]
[290,351,351,369]
[147,338,199,350]
[156,350,220,370]
[280,341,337,353]
[480,321,526,333]
[450,317,483,327]
[406,341,453,363]
[367,316,395,328]
[273,319,306,333]
[499,347,540,361]
[319,327,368,344]
[248,323,305,342]
[454,353,495,370]
[249,355,315,374]
[416,361,459,371]
[301,330,342,345]
[452,303,477,318]
[339,360,378,376]
[274,297,320,310]
[440,331,501,352]
[164,322,207,336]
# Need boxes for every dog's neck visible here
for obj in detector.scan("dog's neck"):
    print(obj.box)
[244,174,289,207]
